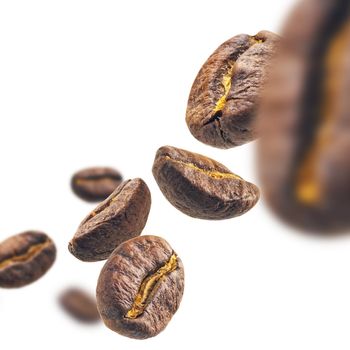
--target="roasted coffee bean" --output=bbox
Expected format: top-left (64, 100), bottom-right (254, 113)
top-left (186, 31), bottom-right (280, 149)
top-left (59, 288), bottom-right (100, 323)
top-left (152, 146), bottom-right (259, 220)
top-left (96, 235), bottom-right (184, 340)
top-left (71, 167), bottom-right (123, 202)
top-left (257, 0), bottom-right (350, 233)
top-left (0, 231), bottom-right (56, 288)
top-left (69, 178), bottom-right (151, 261)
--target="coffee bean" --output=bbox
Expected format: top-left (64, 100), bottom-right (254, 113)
top-left (152, 146), bottom-right (259, 220)
top-left (71, 167), bottom-right (123, 202)
top-left (69, 178), bottom-right (151, 261)
top-left (0, 231), bottom-right (56, 288)
top-left (186, 31), bottom-right (280, 149)
top-left (59, 288), bottom-right (100, 323)
top-left (96, 235), bottom-right (184, 339)
top-left (257, 0), bottom-right (350, 233)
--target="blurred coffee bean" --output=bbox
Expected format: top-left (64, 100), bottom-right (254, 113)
top-left (71, 167), bottom-right (123, 202)
top-left (0, 231), bottom-right (56, 288)
top-left (59, 288), bottom-right (100, 323)
top-left (257, 0), bottom-right (350, 233)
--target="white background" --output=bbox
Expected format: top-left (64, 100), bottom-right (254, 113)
top-left (1, 1), bottom-right (350, 349)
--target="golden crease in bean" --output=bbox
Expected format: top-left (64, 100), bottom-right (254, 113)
top-left (295, 22), bottom-right (350, 204)
top-left (75, 176), bottom-right (120, 185)
top-left (85, 181), bottom-right (129, 221)
top-left (212, 37), bottom-right (263, 114)
top-left (0, 239), bottom-right (51, 269)
top-left (125, 253), bottom-right (178, 319)
top-left (75, 178), bottom-right (105, 185)
top-left (213, 61), bottom-right (236, 113)
top-left (165, 156), bottom-right (241, 180)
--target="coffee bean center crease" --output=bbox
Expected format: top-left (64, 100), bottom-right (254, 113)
top-left (125, 253), bottom-right (178, 319)
top-left (211, 36), bottom-right (264, 118)
top-left (213, 61), bottom-right (235, 114)
top-left (165, 156), bottom-right (241, 180)
top-left (86, 181), bottom-right (130, 221)
top-left (295, 21), bottom-right (350, 205)
top-left (0, 239), bottom-right (51, 269)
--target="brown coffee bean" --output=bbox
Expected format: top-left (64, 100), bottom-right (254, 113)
top-left (257, 0), bottom-right (350, 233)
top-left (152, 146), bottom-right (259, 220)
top-left (96, 235), bottom-right (184, 340)
top-left (69, 178), bottom-right (151, 261)
top-left (186, 30), bottom-right (280, 149)
top-left (59, 288), bottom-right (100, 323)
top-left (0, 231), bottom-right (56, 288)
top-left (71, 167), bottom-right (123, 202)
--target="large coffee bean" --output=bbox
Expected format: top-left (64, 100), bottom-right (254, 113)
top-left (0, 231), bottom-right (56, 288)
top-left (257, 0), bottom-right (350, 233)
top-left (96, 235), bottom-right (184, 339)
top-left (69, 178), bottom-right (151, 261)
top-left (152, 146), bottom-right (259, 219)
top-left (186, 31), bottom-right (280, 148)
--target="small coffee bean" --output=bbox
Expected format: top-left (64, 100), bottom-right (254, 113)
top-left (152, 146), bottom-right (259, 220)
top-left (59, 288), bottom-right (100, 323)
top-left (0, 231), bottom-right (56, 288)
top-left (71, 167), bottom-right (123, 202)
top-left (257, 0), bottom-right (350, 232)
top-left (96, 235), bottom-right (184, 340)
top-left (186, 30), bottom-right (280, 148)
top-left (69, 178), bottom-right (151, 261)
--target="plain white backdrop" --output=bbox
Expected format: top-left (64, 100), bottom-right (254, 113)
top-left (1, 0), bottom-right (350, 349)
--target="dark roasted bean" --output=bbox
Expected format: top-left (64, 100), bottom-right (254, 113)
top-left (186, 31), bottom-right (280, 148)
top-left (0, 231), bottom-right (56, 288)
top-left (69, 178), bottom-right (151, 261)
top-left (71, 167), bottom-right (123, 202)
top-left (152, 146), bottom-right (259, 219)
top-left (96, 235), bottom-right (184, 339)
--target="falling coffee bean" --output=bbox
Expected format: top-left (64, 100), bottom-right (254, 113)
top-left (186, 30), bottom-right (280, 148)
top-left (96, 235), bottom-right (184, 340)
top-left (152, 146), bottom-right (259, 220)
top-left (59, 288), bottom-right (100, 323)
top-left (0, 231), bottom-right (56, 288)
top-left (71, 167), bottom-right (123, 202)
top-left (257, 0), bottom-right (350, 233)
top-left (69, 178), bottom-right (151, 261)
